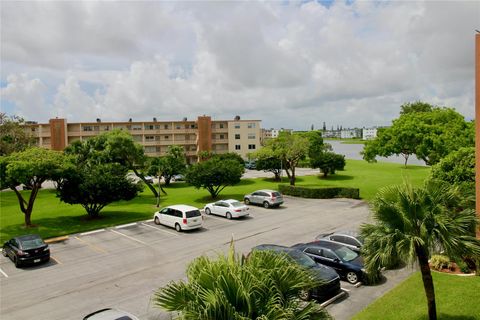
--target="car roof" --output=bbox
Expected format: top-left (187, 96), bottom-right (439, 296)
top-left (222, 199), bottom-right (242, 204)
top-left (252, 244), bottom-right (292, 253)
top-left (15, 234), bottom-right (42, 242)
top-left (330, 230), bottom-right (360, 237)
top-left (83, 308), bottom-right (138, 320)
top-left (299, 240), bottom-right (345, 250)
top-left (254, 189), bottom-right (279, 193)
top-left (165, 204), bottom-right (199, 211)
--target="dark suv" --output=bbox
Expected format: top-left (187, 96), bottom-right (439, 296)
top-left (251, 244), bottom-right (341, 301)
top-left (2, 234), bottom-right (50, 267)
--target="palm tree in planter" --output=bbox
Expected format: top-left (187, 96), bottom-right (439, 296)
top-left (360, 180), bottom-right (480, 320)
top-left (152, 245), bottom-right (331, 319)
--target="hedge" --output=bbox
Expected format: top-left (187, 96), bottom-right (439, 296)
top-left (278, 184), bottom-right (360, 199)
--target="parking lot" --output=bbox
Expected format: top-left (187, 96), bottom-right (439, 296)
top-left (0, 196), bottom-right (407, 320)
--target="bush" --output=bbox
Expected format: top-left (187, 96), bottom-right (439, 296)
top-left (456, 260), bottom-right (471, 274)
top-left (430, 255), bottom-right (450, 271)
top-left (278, 184), bottom-right (360, 199)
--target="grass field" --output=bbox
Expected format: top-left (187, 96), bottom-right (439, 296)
top-left (0, 160), bottom-right (430, 242)
top-left (352, 271), bottom-right (480, 320)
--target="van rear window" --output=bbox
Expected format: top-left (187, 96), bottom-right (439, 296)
top-left (186, 210), bottom-right (201, 218)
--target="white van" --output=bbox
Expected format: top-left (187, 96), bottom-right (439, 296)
top-left (153, 205), bottom-right (203, 232)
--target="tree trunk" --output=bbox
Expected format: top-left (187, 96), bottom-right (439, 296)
top-left (403, 154), bottom-right (409, 168)
top-left (289, 166), bottom-right (296, 186)
top-left (416, 245), bottom-right (437, 320)
top-left (12, 184), bottom-right (40, 227)
top-left (156, 176), bottom-right (161, 208)
top-left (133, 168), bottom-right (159, 197)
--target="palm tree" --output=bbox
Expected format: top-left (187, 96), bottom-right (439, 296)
top-left (152, 245), bottom-right (331, 320)
top-left (361, 180), bottom-right (480, 320)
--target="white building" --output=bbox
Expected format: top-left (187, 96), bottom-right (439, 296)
top-left (341, 129), bottom-right (362, 139)
top-left (362, 128), bottom-right (378, 140)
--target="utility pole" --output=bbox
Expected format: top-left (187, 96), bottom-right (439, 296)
top-left (476, 32), bottom-right (480, 238)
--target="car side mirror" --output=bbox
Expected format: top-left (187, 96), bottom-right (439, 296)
top-left (334, 258), bottom-right (341, 263)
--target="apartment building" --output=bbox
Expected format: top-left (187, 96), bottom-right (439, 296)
top-left (362, 127), bottom-right (378, 140)
top-left (260, 127), bottom-right (293, 145)
top-left (25, 116), bottom-right (261, 163)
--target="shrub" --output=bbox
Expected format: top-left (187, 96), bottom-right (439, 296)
top-left (456, 260), bottom-right (471, 274)
top-left (430, 255), bottom-right (450, 271)
top-left (278, 185), bottom-right (360, 199)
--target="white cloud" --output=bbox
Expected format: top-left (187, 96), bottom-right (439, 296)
top-left (1, 1), bottom-right (477, 129)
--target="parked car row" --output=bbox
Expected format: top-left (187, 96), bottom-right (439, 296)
top-left (152, 189), bottom-right (284, 231)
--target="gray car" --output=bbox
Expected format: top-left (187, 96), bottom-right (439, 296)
top-left (244, 189), bottom-right (284, 208)
top-left (315, 231), bottom-right (364, 253)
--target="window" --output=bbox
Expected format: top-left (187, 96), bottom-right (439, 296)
top-left (83, 126), bottom-right (93, 132)
top-left (145, 125), bottom-right (155, 130)
top-left (164, 124), bottom-right (169, 129)
top-left (322, 249), bottom-right (338, 260)
top-left (31, 128), bottom-right (36, 132)
top-left (219, 123), bottom-right (224, 129)
top-left (235, 134), bottom-right (240, 139)
top-left (144, 146), bottom-right (156, 153)
top-left (145, 136), bottom-right (155, 141)
top-left (190, 124), bottom-right (196, 129)
top-left (248, 123), bottom-right (256, 128)
top-left (176, 124), bottom-right (181, 129)
top-left (305, 247), bottom-right (322, 256)
top-left (248, 144), bottom-right (256, 150)
top-left (235, 145), bottom-right (241, 150)
top-left (164, 135), bottom-right (170, 139)
top-left (248, 133), bottom-right (256, 139)
top-left (234, 123), bottom-right (241, 129)
top-left (132, 125), bottom-right (142, 130)
top-left (219, 134), bottom-right (225, 139)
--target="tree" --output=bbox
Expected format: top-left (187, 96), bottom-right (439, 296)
top-left (251, 147), bottom-right (282, 181)
top-left (56, 162), bottom-right (140, 218)
top-left (0, 148), bottom-right (66, 226)
top-left (186, 158), bottom-right (243, 198)
top-left (214, 152), bottom-right (245, 166)
top-left (360, 181), bottom-right (480, 320)
top-left (311, 152), bottom-right (346, 178)
top-left (430, 147), bottom-right (474, 185)
top-left (400, 101), bottom-right (433, 115)
top-left (65, 130), bottom-right (159, 198)
top-left (153, 245), bottom-right (331, 319)
top-left (149, 145), bottom-right (187, 186)
top-left (0, 113), bottom-right (36, 156)
top-left (264, 132), bottom-right (309, 186)
top-left (362, 106), bottom-right (474, 166)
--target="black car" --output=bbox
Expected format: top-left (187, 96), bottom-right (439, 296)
top-left (292, 240), bottom-right (366, 284)
top-left (2, 234), bottom-right (50, 267)
top-left (251, 244), bottom-right (341, 301)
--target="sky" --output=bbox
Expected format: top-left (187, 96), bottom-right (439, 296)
top-left (1, 1), bottom-right (478, 130)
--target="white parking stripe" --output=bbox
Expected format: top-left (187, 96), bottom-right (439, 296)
top-left (110, 229), bottom-right (147, 245)
top-left (140, 223), bottom-right (179, 236)
top-left (0, 268), bottom-right (8, 278)
top-left (115, 223), bottom-right (137, 229)
top-left (204, 215), bottom-right (232, 222)
top-left (80, 229), bottom-right (105, 236)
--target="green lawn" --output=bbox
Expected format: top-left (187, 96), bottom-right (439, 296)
top-left (352, 271), bottom-right (480, 320)
top-left (0, 160), bottom-right (430, 242)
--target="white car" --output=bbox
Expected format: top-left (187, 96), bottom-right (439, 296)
top-left (204, 199), bottom-right (249, 219)
top-left (83, 308), bottom-right (139, 320)
top-left (153, 205), bottom-right (203, 232)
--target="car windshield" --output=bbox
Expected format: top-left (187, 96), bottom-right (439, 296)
top-left (20, 238), bottom-right (45, 250)
top-left (333, 246), bottom-right (358, 262)
top-left (231, 201), bottom-right (244, 207)
top-left (186, 210), bottom-right (201, 218)
top-left (272, 192), bottom-right (282, 197)
top-left (287, 251), bottom-right (317, 268)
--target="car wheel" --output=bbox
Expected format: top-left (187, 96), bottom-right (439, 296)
top-left (263, 201), bottom-right (270, 209)
top-left (154, 216), bottom-right (160, 225)
top-left (205, 208), bottom-right (211, 215)
top-left (244, 198), bottom-right (250, 205)
top-left (13, 256), bottom-right (20, 268)
top-left (226, 212), bottom-right (232, 220)
top-left (299, 289), bottom-right (311, 301)
top-left (346, 271), bottom-right (359, 284)
top-left (175, 223), bottom-right (182, 232)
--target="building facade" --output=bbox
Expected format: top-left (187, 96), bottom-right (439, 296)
top-left (25, 116), bottom-right (261, 163)
top-left (362, 127), bottom-right (378, 140)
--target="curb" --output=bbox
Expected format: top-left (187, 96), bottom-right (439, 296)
top-left (45, 235), bottom-right (69, 244)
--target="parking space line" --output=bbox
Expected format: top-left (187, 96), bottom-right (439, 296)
top-left (51, 256), bottom-right (62, 265)
top-left (320, 290), bottom-right (346, 308)
top-left (115, 223), bottom-right (137, 229)
top-left (140, 223), bottom-right (179, 236)
top-left (204, 215), bottom-right (233, 222)
top-left (110, 229), bottom-right (148, 245)
top-left (0, 268), bottom-right (8, 278)
top-left (74, 236), bottom-right (107, 254)
top-left (80, 229), bottom-right (105, 236)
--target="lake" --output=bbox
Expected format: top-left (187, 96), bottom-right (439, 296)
top-left (325, 140), bottom-right (427, 166)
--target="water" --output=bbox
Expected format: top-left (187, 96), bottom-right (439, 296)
top-left (325, 140), bottom-right (427, 166)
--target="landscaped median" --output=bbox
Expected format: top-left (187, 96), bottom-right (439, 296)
top-left (0, 160), bottom-right (430, 243)
top-left (352, 271), bottom-right (480, 320)
top-left (279, 184), bottom-right (359, 199)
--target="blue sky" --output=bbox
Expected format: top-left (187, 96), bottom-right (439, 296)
top-left (1, 1), bottom-right (478, 129)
